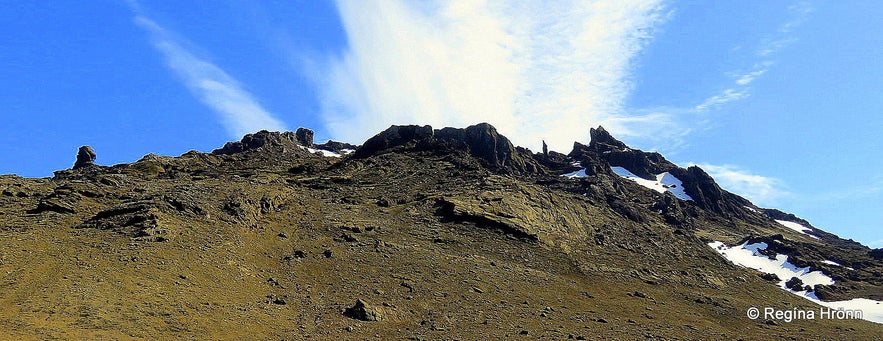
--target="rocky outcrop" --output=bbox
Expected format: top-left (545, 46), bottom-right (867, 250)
top-left (73, 146), bottom-right (96, 169)
top-left (315, 140), bottom-right (359, 153)
top-left (668, 166), bottom-right (753, 215)
top-left (343, 299), bottom-right (384, 321)
top-left (588, 126), bottom-right (628, 151)
top-left (354, 123), bottom-right (542, 174)
top-left (434, 123), bottom-right (539, 173)
top-left (572, 126), bottom-right (755, 216)
top-left (295, 128), bottom-right (314, 147)
top-left (212, 130), bottom-right (304, 155)
top-left (353, 125), bottom-right (434, 158)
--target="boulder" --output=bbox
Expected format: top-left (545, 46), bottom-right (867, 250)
top-left (343, 299), bottom-right (383, 321)
top-left (295, 128), bottom-right (314, 147)
top-left (785, 277), bottom-right (804, 291)
top-left (73, 146), bottom-right (96, 169)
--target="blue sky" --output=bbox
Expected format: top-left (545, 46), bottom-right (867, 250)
top-left (1, 1), bottom-right (880, 247)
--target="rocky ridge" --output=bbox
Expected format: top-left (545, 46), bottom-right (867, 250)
top-left (0, 122), bottom-right (880, 339)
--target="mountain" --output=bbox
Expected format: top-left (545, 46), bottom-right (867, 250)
top-left (0, 123), bottom-right (880, 339)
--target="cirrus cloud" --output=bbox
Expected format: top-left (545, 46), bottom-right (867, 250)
top-left (316, 0), bottom-right (667, 152)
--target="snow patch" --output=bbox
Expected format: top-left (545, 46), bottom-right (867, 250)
top-left (610, 167), bottom-right (693, 201)
top-left (301, 146), bottom-right (342, 157)
top-left (709, 241), bottom-right (883, 324)
top-left (562, 169), bottom-right (588, 178)
top-left (775, 220), bottom-right (819, 239)
top-left (821, 260), bottom-right (841, 267)
top-left (708, 241), bottom-right (833, 288)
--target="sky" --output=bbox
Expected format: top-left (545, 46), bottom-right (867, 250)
top-left (1, 1), bottom-right (881, 247)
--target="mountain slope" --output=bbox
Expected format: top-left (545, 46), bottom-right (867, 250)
top-left (0, 124), bottom-right (880, 339)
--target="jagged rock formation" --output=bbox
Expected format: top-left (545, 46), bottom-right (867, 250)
top-left (73, 146), bottom-right (96, 169)
top-left (295, 127), bottom-right (314, 147)
top-left (212, 130), bottom-right (305, 155)
top-left (571, 126), bottom-right (757, 218)
top-left (355, 123), bottom-right (542, 174)
top-left (0, 123), bottom-right (880, 339)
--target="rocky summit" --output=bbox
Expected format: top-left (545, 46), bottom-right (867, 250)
top-left (0, 123), bottom-right (880, 340)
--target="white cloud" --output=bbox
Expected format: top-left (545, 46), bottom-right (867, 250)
top-left (692, 163), bottom-right (789, 206)
top-left (317, 0), bottom-right (666, 152)
top-left (134, 16), bottom-right (286, 138)
top-left (694, 89), bottom-right (749, 112)
top-left (735, 68), bottom-right (768, 86)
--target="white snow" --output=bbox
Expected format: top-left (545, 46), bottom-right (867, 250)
top-left (610, 166), bottom-right (693, 201)
top-left (775, 220), bottom-right (819, 239)
top-left (709, 241), bottom-right (883, 324)
top-left (301, 146), bottom-right (342, 157)
top-left (562, 169), bottom-right (588, 178)
top-left (822, 260), bottom-right (841, 267)
top-left (708, 241), bottom-right (833, 288)
top-left (744, 205), bottom-right (758, 213)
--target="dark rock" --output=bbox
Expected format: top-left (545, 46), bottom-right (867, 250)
top-left (588, 126), bottom-right (629, 151)
top-left (77, 201), bottom-right (167, 241)
top-left (315, 140), bottom-right (359, 153)
top-left (295, 128), bottom-right (314, 146)
top-left (573, 126), bottom-right (760, 218)
top-left (871, 248), bottom-right (883, 260)
top-left (28, 198), bottom-right (76, 214)
top-left (212, 130), bottom-right (301, 155)
top-left (785, 277), bottom-right (804, 291)
top-left (73, 146), bottom-right (97, 169)
top-left (542, 140), bottom-right (548, 156)
top-left (354, 123), bottom-right (542, 174)
top-left (353, 125), bottom-right (434, 158)
top-left (813, 284), bottom-right (850, 301)
top-left (760, 273), bottom-right (781, 282)
top-left (343, 299), bottom-right (383, 321)
top-left (435, 123), bottom-right (539, 173)
top-left (266, 294), bottom-right (286, 305)
top-left (323, 249), bottom-right (333, 258)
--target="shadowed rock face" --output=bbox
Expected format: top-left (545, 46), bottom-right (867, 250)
top-left (212, 130), bottom-right (303, 155)
top-left (571, 126), bottom-right (755, 217)
top-left (354, 123), bottom-right (542, 174)
top-left (295, 128), bottom-right (314, 147)
top-left (73, 146), bottom-right (96, 169)
top-left (352, 125), bottom-right (434, 158)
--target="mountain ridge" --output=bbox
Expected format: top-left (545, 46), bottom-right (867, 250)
top-left (0, 122), bottom-right (880, 339)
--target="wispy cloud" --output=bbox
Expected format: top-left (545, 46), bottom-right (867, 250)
top-left (132, 13), bottom-right (286, 138)
top-left (615, 2), bottom-right (814, 150)
top-left (316, 0), bottom-right (667, 152)
top-left (699, 2), bottom-right (813, 108)
top-left (692, 163), bottom-right (790, 206)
